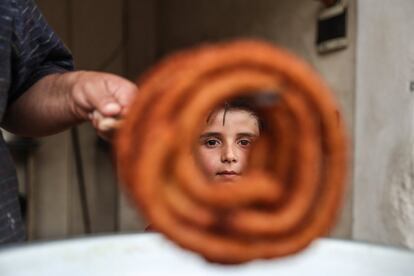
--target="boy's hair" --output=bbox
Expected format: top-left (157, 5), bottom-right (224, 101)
top-left (206, 96), bottom-right (264, 132)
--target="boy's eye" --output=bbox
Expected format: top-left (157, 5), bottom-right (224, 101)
top-left (204, 138), bottom-right (221, 148)
top-left (238, 139), bottom-right (251, 147)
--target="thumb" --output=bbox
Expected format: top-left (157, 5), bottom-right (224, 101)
top-left (86, 82), bottom-right (122, 116)
top-left (100, 101), bottom-right (122, 116)
top-left (90, 110), bottom-right (123, 132)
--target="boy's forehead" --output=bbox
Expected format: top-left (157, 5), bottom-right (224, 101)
top-left (204, 109), bottom-right (259, 132)
top-left (207, 108), bottom-right (254, 121)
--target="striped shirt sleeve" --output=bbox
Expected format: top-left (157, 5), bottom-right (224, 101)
top-left (8, 0), bottom-right (74, 104)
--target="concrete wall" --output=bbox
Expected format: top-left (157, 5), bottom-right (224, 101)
top-left (354, 0), bottom-right (414, 248)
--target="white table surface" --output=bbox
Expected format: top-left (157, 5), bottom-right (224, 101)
top-left (0, 233), bottom-right (413, 276)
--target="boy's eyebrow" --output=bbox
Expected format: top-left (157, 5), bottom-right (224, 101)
top-left (237, 132), bottom-right (259, 138)
top-left (199, 132), bottom-right (222, 138)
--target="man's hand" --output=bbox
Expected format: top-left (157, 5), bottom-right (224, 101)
top-left (1, 70), bottom-right (138, 139)
top-left (64, 71), bottom-right (137, 140)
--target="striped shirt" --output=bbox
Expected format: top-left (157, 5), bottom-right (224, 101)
top-left (0, 0), bottom-right (73, 244)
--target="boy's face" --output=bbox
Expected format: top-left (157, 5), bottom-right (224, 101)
top-left (196, 108), bottom-right (260, 182)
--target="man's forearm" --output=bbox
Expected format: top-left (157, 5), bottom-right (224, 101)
top-left (1, 72), bottom-right (81, 137)
top-left (1, 70), bottom-right (137, 138)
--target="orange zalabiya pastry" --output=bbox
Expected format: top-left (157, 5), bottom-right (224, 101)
top-left (115, 40), bottom-right (348, 264)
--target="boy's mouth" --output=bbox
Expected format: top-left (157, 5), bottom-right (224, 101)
top-left (217, 170), bottom-right (239, 175)
top-left (216, 171), bottom-right (240, 180)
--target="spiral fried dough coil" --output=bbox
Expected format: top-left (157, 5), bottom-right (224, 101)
top-left (115, 40), bottom-right (347, 264)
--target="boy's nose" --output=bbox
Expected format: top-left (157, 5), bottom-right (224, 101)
top-left (221, 145), bottom-right (238, 163)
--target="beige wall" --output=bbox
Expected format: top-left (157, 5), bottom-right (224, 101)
top-left (353, 0), bottom-right (414, 249)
